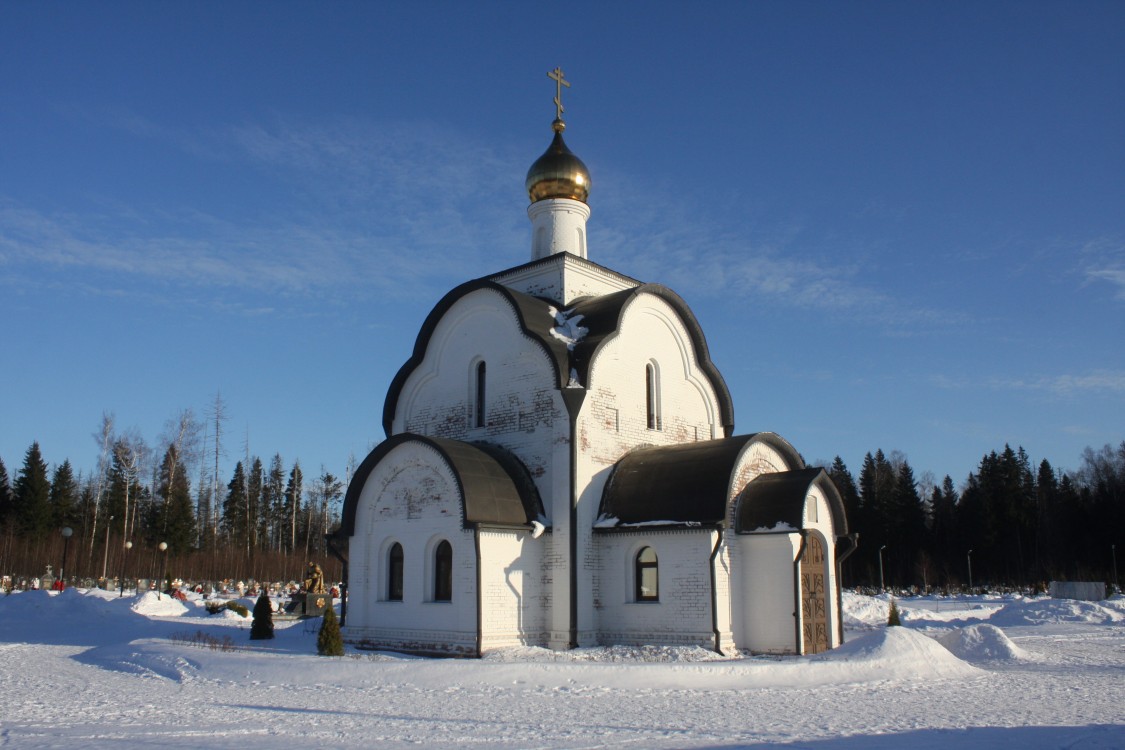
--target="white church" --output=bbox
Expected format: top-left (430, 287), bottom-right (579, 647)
top-left (336, 70), bottom-right (854, 657)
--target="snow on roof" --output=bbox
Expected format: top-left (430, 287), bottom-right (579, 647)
top-left (547, 306), bottom-right (588, 351)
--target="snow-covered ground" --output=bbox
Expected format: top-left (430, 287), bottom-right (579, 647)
top-left (1, 588), bottom-right (1122, 748)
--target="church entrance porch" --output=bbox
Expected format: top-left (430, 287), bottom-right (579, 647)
top-left (800, 532), bottom-right (829, 655)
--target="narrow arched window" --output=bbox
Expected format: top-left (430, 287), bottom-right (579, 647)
top-left (388, 543), bottom-right (404, 601)
top-left (434, 540), bottom-right (453, 602)
top-left (474, 361), bottom-right (487, 428)
top-left (635, 546), bottom-right (659, 602)
top-left (645, 362), bottom-right (662, 430)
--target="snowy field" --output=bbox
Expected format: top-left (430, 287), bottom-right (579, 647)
top-left (1, 588), bottom-right (1122, 749)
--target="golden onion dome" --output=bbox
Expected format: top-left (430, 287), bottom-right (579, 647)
top-left (525, 118), bottom-right (591, 204)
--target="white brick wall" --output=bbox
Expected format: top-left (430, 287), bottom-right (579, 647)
top-left (345, 441), bottom-right (478, 655)
top-left (490, 252), bottom-right (639, 306)
top-left (479, 529), bottom-right (548, 648)
top-left (733, 533), bottom-right (801, 654)
top-left (392, 288), bottom-right (569, 517)
top-left (592, 530), bottom-right (717, 648)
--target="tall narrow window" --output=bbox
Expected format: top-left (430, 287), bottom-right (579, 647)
top-left (645, 362), bottom-right (662, 430)
top-left (635, 546), bottom-right (659, 602)
top-left (474, 361), bottom-right (487, 428)
top-left (434, 540), bottom-right (453, 602)
top-left (388, 543), bottom-right (404, 601)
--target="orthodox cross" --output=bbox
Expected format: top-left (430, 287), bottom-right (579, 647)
top-left (548, 67), bottom-right (570, 120)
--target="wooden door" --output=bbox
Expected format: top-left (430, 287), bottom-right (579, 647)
top-left (800, 534), bottom-right (829, 654)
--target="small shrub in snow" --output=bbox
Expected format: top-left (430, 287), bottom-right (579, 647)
top-left (317, 606), bottom-right (344, 656)
top-left (204, 600), bottom-right (249, 617)
top-left (250, 591), bottom-right (274, 640)
top-left (171, 630), bottom-right (238, 652)
top-left (887, 598), bottom-right (902, 627)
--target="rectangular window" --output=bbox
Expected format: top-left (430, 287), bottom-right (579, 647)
top-left (474, 361), bottom-right (486, 428)
top-left (635, 546), bottom-right (659, 602)
top-left (388, 543), bottom-right (404, 601)
top-left (646, 363), bottom-right (662, 431)
top-left (435, 540), bottom-right (453, 602)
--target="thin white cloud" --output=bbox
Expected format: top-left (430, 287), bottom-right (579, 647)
top-left (931, 370), bottom-right (1125, 396)
top-left (1080, 236), bottom-right (1125, 300)
top-left (0, 111), bottom-right (538, 307)
top-left (1, 107), bottom-right (975, 332)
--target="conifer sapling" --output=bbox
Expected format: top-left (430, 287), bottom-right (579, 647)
top-left (887, 597), bottom-right (902, 627)
top-left (250, 590), bottom-right (274, 640)
top-left (317, 605), bottom-right (344, 656)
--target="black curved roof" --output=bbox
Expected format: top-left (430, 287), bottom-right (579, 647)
top-left (339, 434), bottom-right (544, 537)
top-left (597, 434), bottom-right (805, 527)
top-left (569, 284), bottom-right (735, 437)
top-left (734, 467), bottom-right (849, 536)
top-left (382, 280), bottom-right (571, 436)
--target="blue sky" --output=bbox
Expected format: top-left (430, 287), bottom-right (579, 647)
top-left (2, 1), bottom-right (1122, 493)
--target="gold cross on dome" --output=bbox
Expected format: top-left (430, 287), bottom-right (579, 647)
top-left (548, 67), bottom-right (570, 120)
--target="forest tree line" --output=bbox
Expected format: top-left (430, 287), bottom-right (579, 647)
top-left (826, 442), bottom-right (1125, 591)
top-left (0, 402), bottom-right (350, 586)
top-left (1, 398), bottom-right (1122, 591)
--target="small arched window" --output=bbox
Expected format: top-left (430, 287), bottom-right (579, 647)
top-left (635, 546), bottom-right (659, 602)
top-left (645, 362), bottom-right (662, 430)
top-left (434, 540), bottom-right (453, 602)
top-left (388, 543), bottom-right (404, 601)
top-left (474, 361), bottom-right (487, 428)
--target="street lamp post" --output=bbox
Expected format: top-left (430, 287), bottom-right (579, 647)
top-left (878, 545), bottom-right (887, 594)
top-left (58, 527), bottom-right (73, 591)
top-left (1112, 545), bottom-right (1118, 592)
top-left (158, 542), bottom-right (168, 600)
top-left (119, 541), bottom-right (132, 597)
top-left (967, 549), bottom-right (974, 593)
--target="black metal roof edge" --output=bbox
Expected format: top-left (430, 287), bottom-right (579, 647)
top-left (592, 522), bottom-right (723, 534)
top-left (340, 433), bottom-right (459, 537)
top-left (598, 435), bottom-right (753, 525)
top-left (468, 439), bottom-right (546, 523)
top-left (812, 468), bottom-right (849, 536)
top-left (595, 433), bottom-right (805, 526)
top-left (340, 434), bottom-right (544, 537)
top-left (571, 283), bottom-right (735, 436)
top-left (733, 466), bottom-right (848, 536)
top-left (381, 279), bottom-right (571, 436)
top-left (744, 431), bottom-right (806, 471)
top-left (475, 522), bottom-right (537, 532)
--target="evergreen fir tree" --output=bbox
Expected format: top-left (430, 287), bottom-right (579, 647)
top-left (221, 461), bottom-right (248, 547)
top-left (828, 456), bottom-right (860, 529)
top-left (890, 461), bottom-right (927, 584)
top-left (887, 598), bottom-right (902, 627)
top-left (247, 457), bottom-right (263, 552)
top-left (317, 605), bottom-right (344, 656)
top-left (250, 590), bottom-right (275, 640)
top-left (930, 475), bottom-right (959, 579)
top-left (284, 463), bottom-right (303, 554)
top-left (263, 454), bottom-right (285, 552)
top-left (49, 460), bottom-right (78, 529)
top-left (14, 442), bottom-right (52, 539)
top-left (857, 450), bottom-right (896, 585)
top-left (0, 457), bottom-right (14, 526)
top-left (1035, 459), bottom-right (1058, 579)
top-left (156, 445), bottom-right (196, 555)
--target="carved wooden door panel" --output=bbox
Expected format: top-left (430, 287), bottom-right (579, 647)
top-left (801, 534), bottom-right (829, 654)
